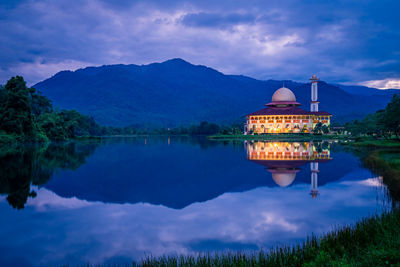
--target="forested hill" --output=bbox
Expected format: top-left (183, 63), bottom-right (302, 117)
top-left (34, 58), bottom-right (397, 127)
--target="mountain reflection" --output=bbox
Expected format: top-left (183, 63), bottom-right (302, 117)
top-left (0, 142), bottom-right (99, 209)
top-left (246, 141), bottom-right (331, 198)
top-left (0, 138), bottom-right (364, 210)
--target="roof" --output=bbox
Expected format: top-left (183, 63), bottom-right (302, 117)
top-left (310, 111), bottom-right (332, 116)
top-left (266, 101), bottom-right (301, 107)
top-left (246, 106), bottom-right (331, 116)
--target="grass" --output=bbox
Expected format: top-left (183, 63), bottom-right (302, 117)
top-left (362, 149), bottom-right (400, 203)
top-left (350, 137), bottom-right (400, 148)
top-left (61, 209), bottom-right (400, 266)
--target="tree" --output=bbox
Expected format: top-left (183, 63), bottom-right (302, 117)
top-left (322, 125), bottom-right (330, 134)
top-left (313, 122), bottom-right (323, 134)
top-left (384, 94), bottom-right (400, 139)
top-left (29, 87), bottom-right (53, 117)
top-left (0, 85), bottom-right (5, 106)
top-left (0, 76), bottom-right (34, 137)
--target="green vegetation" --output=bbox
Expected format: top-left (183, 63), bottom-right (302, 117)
top-left (350, 138), bottom-right (400, 148)
top-left (345, 93), bottom-right (400, 139)
top-left (313, 122), bottom-right (330, 135)
top-left (362, 149), bottom-right (400, 203)
top-left (0, 76), bottom-right (107, 142)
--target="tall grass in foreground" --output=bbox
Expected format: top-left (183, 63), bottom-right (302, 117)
top-left (63, 209), bottom-right (400, 267)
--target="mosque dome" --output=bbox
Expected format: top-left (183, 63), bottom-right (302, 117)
top-left (268, 167), bottom-right (299, 187)
top-left (271, 87), bottom-right (297, 102)
top-left (271, 172), bottom-right (296, 187)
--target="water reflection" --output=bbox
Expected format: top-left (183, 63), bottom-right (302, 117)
top-left (0, 138), bottom-right (385, 210)
top-left (0, 142), bottom-right (99, 209)
top-left (0, 137), bottom-right (393, 266)
top-left (246, 141), bottom-right (331, 198)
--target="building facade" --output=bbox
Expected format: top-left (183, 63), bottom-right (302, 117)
top-left (244, 75), bottom-right (332, 134)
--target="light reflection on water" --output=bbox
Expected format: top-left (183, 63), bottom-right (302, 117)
top-left (0, 137), bottom-right (392, 266)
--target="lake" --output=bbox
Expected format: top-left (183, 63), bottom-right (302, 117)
top-left (0, 137), bottom-right (392, 266)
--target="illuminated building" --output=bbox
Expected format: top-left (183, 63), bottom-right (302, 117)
top-left (246, 141), bottom-right (332, 198)
top-left (244, 75), bottom-right (332, 134)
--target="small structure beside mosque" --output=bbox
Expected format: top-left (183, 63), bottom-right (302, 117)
top-left (244, 75), bottom-right (332, 134)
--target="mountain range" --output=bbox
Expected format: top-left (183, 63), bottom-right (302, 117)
top-left (34, 58), bottom-right (399, 127)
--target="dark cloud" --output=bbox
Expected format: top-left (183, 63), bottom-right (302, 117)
top-left (181, 12), bottom-right (256, 28)
top-left (0, 0), bottom-right (399, 87)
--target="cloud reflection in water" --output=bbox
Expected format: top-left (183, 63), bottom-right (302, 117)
top-left (0, 176), bottom-right (385, 265)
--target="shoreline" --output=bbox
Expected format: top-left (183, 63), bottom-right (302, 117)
top-left (208, 133), bottom-right (350, 142)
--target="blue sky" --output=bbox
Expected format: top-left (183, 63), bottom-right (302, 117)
top-left (0, 0), bottom-right (399, 88)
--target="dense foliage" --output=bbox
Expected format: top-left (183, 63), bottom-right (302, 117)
top-left (0, 76), bottom-right (142, 141)
top-left (0, 76), bottom-right (35, 138)
top-left (0, 76), bottom-right (104, 141)
top-left (345, 94), bottom-right (400, 139)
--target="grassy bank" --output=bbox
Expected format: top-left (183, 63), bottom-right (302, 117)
top-left (362, 149), bottom-right (400, 203)
top-left (350, 137), bottom-right (400, 148)
top-left (208, 133), bottom-right (349, 142)
top-left (65, 209), bottom-right (400, 266)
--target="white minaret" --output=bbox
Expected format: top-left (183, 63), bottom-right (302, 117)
top-left (310, 75), bottom-right (319, 112)
top-left (310, 162), bottom-right (319, 199)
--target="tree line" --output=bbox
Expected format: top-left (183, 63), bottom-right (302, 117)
top-left (344, 93), bottom-right (400, 138)
top-left (0, 76), bottom-right (109, 141)
top-left (0, 76), bottom-right (242, 142)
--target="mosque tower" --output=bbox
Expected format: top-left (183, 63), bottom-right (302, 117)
top-left (310, 162), bottom-right (319, 199)
top-left (310, 75), bottom-right (319, 112)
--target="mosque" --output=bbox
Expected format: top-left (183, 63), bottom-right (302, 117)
top-left (246, 141), bottom-right (332, 198)
top-left (244, 75), bottom-right (332, 134)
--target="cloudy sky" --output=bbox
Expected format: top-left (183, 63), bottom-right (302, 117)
top-left (1, 0), bottom-right (399, 88)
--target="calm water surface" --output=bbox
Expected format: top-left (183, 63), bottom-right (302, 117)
top-left (0, 137), bottom-right (391, 266)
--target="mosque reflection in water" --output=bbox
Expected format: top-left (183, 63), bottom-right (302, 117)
top-left (245, 141), bottom-right (331, 198)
